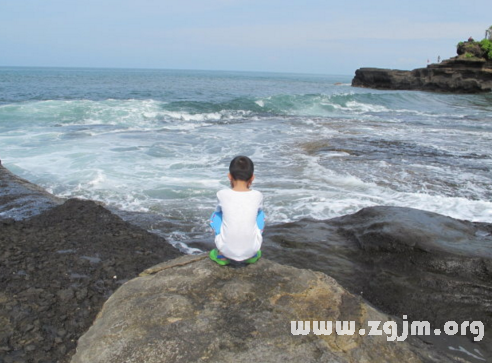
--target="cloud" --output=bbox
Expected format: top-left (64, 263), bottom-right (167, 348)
top-left (153, 20), bottom-right (486, 51)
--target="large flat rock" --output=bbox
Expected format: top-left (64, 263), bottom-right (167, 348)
top-left (71, 255), bottom-right (454, 363)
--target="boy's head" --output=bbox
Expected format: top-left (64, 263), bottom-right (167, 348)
top-left (229, 156), bottom-right (254, 181)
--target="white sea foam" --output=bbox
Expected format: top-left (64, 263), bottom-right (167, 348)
top-left (2, 69), bottom-right (491, 246)
top-left (344, 100), bottom-right (389, 113)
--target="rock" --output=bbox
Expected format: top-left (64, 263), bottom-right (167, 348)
top-left (0, 197), bottom-right (183, 363)
top-left (254, 206), bottom-right (492, 359)
top-left (71, 255), bottom-right (454, 363)
top-left (351, 58), bottom-right (492, 93)
top-left (457, 40), bottom-right (485, 58)
top-left (57, 289), bottom-right (75, 302)
top-left (2, 162), bottom-right (491, 361)
top-left (0, 163), bottom-right (64, 220)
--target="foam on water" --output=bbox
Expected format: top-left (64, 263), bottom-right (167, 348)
top-left (1, 68), bottom-right (491, 248)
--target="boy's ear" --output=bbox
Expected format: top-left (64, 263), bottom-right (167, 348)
top-left (248, 174), bottom-right (255, 184)
top-left (228, 173), bottom-right (233, 181)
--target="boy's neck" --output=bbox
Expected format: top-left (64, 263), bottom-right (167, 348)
top-left (231, 179), bottom-right (251, 191)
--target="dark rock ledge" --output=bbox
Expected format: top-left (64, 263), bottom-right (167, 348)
top-left (352, 58), bottom-right (492, 93)
top-left (0, 163), bottom-right (183, 363)
top-left (0, 163), bottom-right (64, 220)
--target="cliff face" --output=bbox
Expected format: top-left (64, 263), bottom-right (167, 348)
top-left (352, 58), bottom-right (492, 93)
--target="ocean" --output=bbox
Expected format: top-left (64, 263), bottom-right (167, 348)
top-left (1, 66), bottom-right (491, 252)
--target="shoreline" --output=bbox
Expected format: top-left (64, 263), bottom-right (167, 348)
top-left (0, 163), bottom-right (183, 363)
top-left (0, 162), bottom-right (64, 221)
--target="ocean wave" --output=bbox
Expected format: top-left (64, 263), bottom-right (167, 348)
top-left (159, 93), bottom-right (415, 119)
top-left (0, 92), bottom-right (443, 131)
top-left (3, 68), bottom-right (491, 246)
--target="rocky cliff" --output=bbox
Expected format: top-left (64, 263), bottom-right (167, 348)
top-left (352, 58), bottom-right (492, 93)
top-left (71, 255), bottom-right (455, 363)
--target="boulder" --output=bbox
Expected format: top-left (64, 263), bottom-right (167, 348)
top-left (351, 58), bottom-right (492, 93)
top-left (71, 255), bottom-right (455, 363)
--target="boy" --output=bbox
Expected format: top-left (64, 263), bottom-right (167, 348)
top-left (209, 156), bottom-right (264, 266)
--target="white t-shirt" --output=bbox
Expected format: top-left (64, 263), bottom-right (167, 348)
top-left (214, 188), bottom-right (263, 261)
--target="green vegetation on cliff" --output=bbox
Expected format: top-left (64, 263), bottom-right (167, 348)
top-left (480, 38), bottom-right (492, 60)
top-left (457, 25), bottom-right (492, 60)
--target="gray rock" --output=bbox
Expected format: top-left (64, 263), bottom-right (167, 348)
top-left (256, 206), bottom-right (492, 360)
top-left (351, 58), bottom-right (492, 93)
top-left (71, 255), bottom-right (454, 363)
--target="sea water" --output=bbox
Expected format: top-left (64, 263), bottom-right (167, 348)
top-left (1, 67), bottom-right (491, 250)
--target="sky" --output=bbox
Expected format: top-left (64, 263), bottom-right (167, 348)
top-left (1, 0), bottom-right (491, 75)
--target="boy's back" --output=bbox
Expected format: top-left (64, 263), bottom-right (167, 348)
top-left (214, 188), bottom-right (263, 261)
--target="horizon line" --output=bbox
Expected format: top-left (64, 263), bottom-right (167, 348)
top-left (0, 64), bottom-right (353, 78)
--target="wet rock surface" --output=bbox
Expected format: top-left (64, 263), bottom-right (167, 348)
top-left (0, 163), bottom-right (63, 220)
top-left (0, 198), bottom-right (183, 363)
top-left (71, 255), bottom-right (455, 363)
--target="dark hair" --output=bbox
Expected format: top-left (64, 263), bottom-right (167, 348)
top-left (229, 156), bottom-right (254, 181)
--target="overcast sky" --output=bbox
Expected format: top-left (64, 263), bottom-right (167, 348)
top-left (1, 0), bottom-right (490, 75)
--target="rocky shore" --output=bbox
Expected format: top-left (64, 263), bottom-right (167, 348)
top-left (352, 58), bottom-right (492, 93)
top-left (262, 207), bottom-right (492, 352)
top-left (0, 164), bottom-right (63, 221)
top-left (1, 163), bottom-right (492, 362)
top-left (0, 165), bottom-right (183, 363)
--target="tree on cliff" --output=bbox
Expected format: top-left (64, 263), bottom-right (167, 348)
top-left (480, 26), bottom-right (492, 60)
top-left (486, 25), bottom-right (492, 40)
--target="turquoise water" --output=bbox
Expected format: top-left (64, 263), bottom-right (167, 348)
top-left (1, 67), bottom-right (491, 249)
